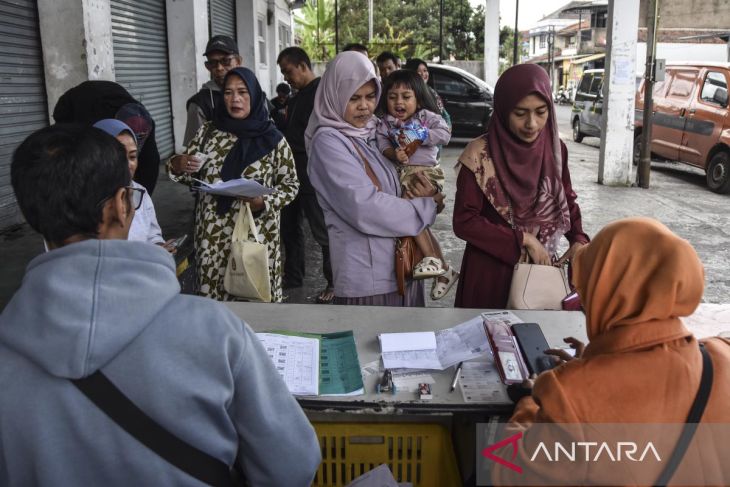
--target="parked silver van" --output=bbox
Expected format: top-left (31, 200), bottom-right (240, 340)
top-left (571, 69), bottom-right (604, 142)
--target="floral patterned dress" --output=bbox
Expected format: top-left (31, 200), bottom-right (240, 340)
top-left (169, 122), bottom-right (299, 302)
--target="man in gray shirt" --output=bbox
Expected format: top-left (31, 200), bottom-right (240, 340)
top-left (1, 124), bottom-right (320, 485)
top-left (183, 35), bottom-right (243, 145)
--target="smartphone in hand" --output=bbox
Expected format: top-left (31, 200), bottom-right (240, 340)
top-left (171, 234), bottom-right (188, 249)
top-left (511, 323), bottom-right (557, 376)
top-left (162, 234), bottom-right (187, 254)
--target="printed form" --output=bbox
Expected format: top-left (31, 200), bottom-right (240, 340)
top-left (257, 333), bottom-right (319, 396)
top-left (379, 332), bottom-right (441, 369)
top-left (379, 316), bottom-right (495, 370)
top-left (193, 177), bottom-right (274, 198)
top-left (459, 358), bottom-right (510, 403)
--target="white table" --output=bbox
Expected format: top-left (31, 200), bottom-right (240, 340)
top-left (225, 302), bottom-right (587, 414)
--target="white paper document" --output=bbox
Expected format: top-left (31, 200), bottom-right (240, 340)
top-left (379, 332), bottom-right (442, 369)
top-left (257, 333), bottom-right (319, 396)
top-left (379, 317), bottom-right (492, 370)
top-left (459, 359), bottom-right (510, 404)
top-left (379, 332), bottom-right (436, 352)
top-left (346, 464), bottom-right (400, 487)
top-left (193, 178), bottom-right (274, 198)
top-left (390, 369), bottom-right (436, 392)
top-left (481, 310), bottom-right (523, 326)
top-left (435, 316), bottom-right (492, 369)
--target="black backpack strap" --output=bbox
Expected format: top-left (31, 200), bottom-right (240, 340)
top-left (654, 343), bottom-right (714, 487)
top-left (72, 371), bottom-right (235, 487)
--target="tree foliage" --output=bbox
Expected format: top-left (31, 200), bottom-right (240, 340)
top-left (497, 26), bottom-right (529, 72)
top-left (295, 0), bottom-right (336, 61)
top-left (294, 0), bottom-right (493, 62)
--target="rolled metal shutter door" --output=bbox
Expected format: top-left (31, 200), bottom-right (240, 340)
top-left (209, 0), bottom-right (237, 39)
top-left (0, 0), bottom-right (48, 229)
top-left (111, 0), bottom-right (174, 157)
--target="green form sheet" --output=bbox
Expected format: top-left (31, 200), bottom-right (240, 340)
top-left (269, 330), bottom-right (364, 395)
top-left (318, 331), bottom-right (364, 395)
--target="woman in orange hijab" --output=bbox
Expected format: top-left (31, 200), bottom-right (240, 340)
top-left (492, 217), bottom-right (730, 486)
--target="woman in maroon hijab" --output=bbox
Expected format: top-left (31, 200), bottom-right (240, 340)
top-left (453, 64), bottom-right (589, 308)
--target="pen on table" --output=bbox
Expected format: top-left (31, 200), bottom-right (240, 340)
top-left (449, 362), bottom-right (463, 393)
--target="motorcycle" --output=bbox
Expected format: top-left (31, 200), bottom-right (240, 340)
top-left (554, 86), bottom-right (571, 105)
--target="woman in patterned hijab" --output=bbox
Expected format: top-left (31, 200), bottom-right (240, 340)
top-left (453, 63), bottom-right (590, 309)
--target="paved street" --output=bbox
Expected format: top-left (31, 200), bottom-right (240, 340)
top-left (1, 104), bottom-right (729, 309)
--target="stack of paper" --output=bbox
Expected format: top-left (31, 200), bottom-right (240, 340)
top-left (257, 333), bottom-right (320, 396)
top-left (378, 316), bottom-right (496, 370)
top-left (193, 177), bottom-right (273, 198)
top-left (257, 330), bottom-right (364, 397)
top-left (379, 332), bottom-right (441, 369)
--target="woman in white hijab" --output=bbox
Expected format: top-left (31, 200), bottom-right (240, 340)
top-left (306, 52), bottom-right (444, 306)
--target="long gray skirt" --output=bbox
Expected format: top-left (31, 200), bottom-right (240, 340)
top-left (333, 280), bottom-right (425, 307)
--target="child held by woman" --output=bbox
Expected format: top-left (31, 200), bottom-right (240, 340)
top-left (375, 70), bottom-right (458, 300)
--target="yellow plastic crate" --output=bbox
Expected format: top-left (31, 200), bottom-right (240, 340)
top-left (311, 422), bottom-right (462, 487)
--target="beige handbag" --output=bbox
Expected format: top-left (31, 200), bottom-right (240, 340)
top-left (507, 262), bottom-right (571, 310)
top-left (504, 198), bottom-right (571, 310)
top-left (223, 203), bottom-right (272, 302)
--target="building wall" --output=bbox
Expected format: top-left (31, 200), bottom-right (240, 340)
top-left (38, 0), bottom-right (294, 152)
top-left (639, 0), bottom-right (730, 29)
top-left (166, 0), bottom-right (209, 152)
top-left (635, 42), bottom-right (729, 75)
top-left (267, 0), bottom-right (292, 97)
top-left (527, 19), bottom-right (576, 59)
top-left (234, 0), bottom-right (290, 98)
top-left (38, 0), bottom-right (116, 119)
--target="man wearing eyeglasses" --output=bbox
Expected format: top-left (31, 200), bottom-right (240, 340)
top-left (183, 35), bottom-right (243, 145)
top-left (1, 124), bottom-right (321, 485)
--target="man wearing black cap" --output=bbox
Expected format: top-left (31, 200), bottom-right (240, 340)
top-left (183, 35), bottom-right (243, 145)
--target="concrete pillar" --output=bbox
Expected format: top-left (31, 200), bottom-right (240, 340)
top-left (597, 0), bottom-right (640, 186)
top-left (484, 0), bottom-right (500, 87)
top-left (166, 0), bottom-right (210, 151)
top-left (237, 0), bottom-right (257, 70)
top-left (38, 0), bottom-right (115, 119)
top-left (266, 0), bottom-right (291, 97)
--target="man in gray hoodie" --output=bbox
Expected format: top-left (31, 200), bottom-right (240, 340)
top-left (0, 124), bottom-right (321, 485)
top-left (183, 35), bottom-right (243, 146)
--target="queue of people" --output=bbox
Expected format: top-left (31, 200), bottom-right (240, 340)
top-left (3, 35), bottom-right (729, 487)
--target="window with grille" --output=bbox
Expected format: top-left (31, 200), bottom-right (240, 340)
top-left (278, 22), bottom-right (290, 53)
top-left (257, 16), bottom-right (267, 65)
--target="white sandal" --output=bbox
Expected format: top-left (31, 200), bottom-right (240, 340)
top-left (431, 266), bottom-right (459, 300)
top-left (412, 256), bottom-right (446, 280)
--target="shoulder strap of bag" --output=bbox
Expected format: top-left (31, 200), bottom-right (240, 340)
top-left (350, 140), bottom-right (382, 191)
top-left (654, 343), bottom-right (714, 487)
top-left (506, 198), bottom-right (530, 262)
top-left (71, 371), bottom-right (235, 487)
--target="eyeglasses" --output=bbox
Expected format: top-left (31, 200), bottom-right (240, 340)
top-left (97, 186), bottom-right (145, 211)
top-left (126, 186), bottom-right (145, 210)
top-left (205, 56), bottom-right (235, 69)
